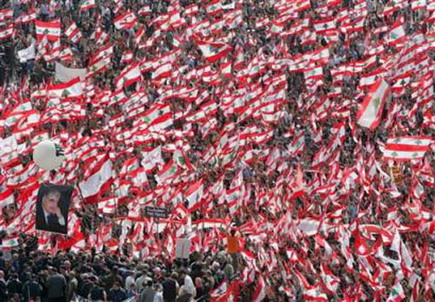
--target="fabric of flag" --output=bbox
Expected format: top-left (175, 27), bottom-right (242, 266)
top-left (387, 20), bottom-right (406, 46)
top-left (356, 79), bottom-right (391, 130)
top-left (114, 11), bottom-right (138, 30)
top-left (80, 0), bottom-right (96, 10)
top-left (35, 20), bottom-right (61, 42)
top-left (115, 63), bottom-right (142, 88)
top-left (197, 40), bottom-right (232, 62)
top-left (47, 77), bottom-right (84, 98)
top-left (383, 136), bottom-right (432, 161)
top-left (0, 24), bottom-right (13, 40)
top-left (79, 159), bottom-right (113, 203)
top-left (253, 274), bottom-right (266, 302)
top-left (65, 22), bottom-right (82, 44)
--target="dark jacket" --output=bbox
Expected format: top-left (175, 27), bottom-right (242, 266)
top-left (35, 205), bottom-right (68, 234)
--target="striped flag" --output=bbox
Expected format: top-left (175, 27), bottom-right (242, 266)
top-left (80, 0), bottom-right (96, 10)
top-left (383, 136), bottom-right (432, 161)
top-left (47, 77), bottom-right (84, 98)
top-left (114, 11), bottom-right (138, 30)
top-left (65, 22), bottom-right (82, 44)
top-left (79, 158), bottom-right (113, 203)
top-left (356, 79), bottom-right (391, 130)
top-left (1, 236), bottom-right (19, 249)
top-left (0, 24), bottom-right (13, 40)
top-left (156, 160), bottom-right (179, 183)
top-left (0, 188), bottom-right (14, 208)
top-left (35, 20), bottom-right (61, 42)
top-left (197, 40), bottom-right (231, 62)
top-left (253, 274), bottom-right (266, 302)
top-left (185, 179), bottom-right (204, 210)
top-left (387, 20), bottom-right (406, 46)
top-left (115, 63), bottom-right (142, 88)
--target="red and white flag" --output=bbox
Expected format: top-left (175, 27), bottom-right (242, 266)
top-left (185, 179), bottom-right (204, 210)
top-left (356, 79), bottom-right (390, 130)
top-left (197, 40), bottom-right (232, 62)
top-left (80, 0), bottom-right (96, 11)
top-left (0, 24), bottom-right (13, 40)
top-left (115, 63), bottom-right (142, 88)
top-left (0, 188), bottom-right (14, 208)
top-left (383, 136), bottom-right (432, 161)
top-left (114, 11), bottom-right (138, 30)
top-left (387, 19), bottom-right (406, 46)
top-left (253, 274), bottom-right (266, 302)
top-left (79, 158), bottom-right (113, 203)
top-left (35, 20), bottom-right (61, 42)
top-left (47, 78), bottom-right (84, 98)
top-left (65, 22), bottom-right (82, 44)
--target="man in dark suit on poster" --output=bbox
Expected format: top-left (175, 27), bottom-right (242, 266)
top-left (36, 184), bottom-right (73, 234)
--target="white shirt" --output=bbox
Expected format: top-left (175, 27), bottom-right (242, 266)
top-left (183, 275), bottom-right (196, 296)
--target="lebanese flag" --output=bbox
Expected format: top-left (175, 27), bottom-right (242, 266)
top-left (114, 11), bottom-right (138, 30)
top-left (356, 79), bottom-right (390, 130)
top-left (152, 61), bottom-right (172, 80)
top-left (253, 274), bottom-right (266, 302)
top-left (383, 136), bottom-right (432, 161)
top-left (0, 24), bottom-right (13, 40)
top-left (47, 77), bottom-right (84, 98)
top-left (387, 20), bottom-right (406, 46)
top-left (80, 0), bottom-right (96, 10)
top-left (313, 17), bottom-right (336, 33)
top-left (156, 160), bottom-right (179, 183)
top-left (14, 9), bottom-right (36, 24)
top-left (197, 40), bottom-right (231, 62)
top-left (1, 236), bottom-right (19, 249)
top-left (185, 179), bottom-right (204, 210)
top-left (206, 1), bottom-right (223, 16)
top-left (0, 188), bottom-right (14, 208)
top-left (79, 159), bottom-right (113, 203)
top-left (386, 279), bottom-right (406, 302)
top-left (65, 22), bottom-right (82, 44)
top-left (35, 20), bottom-right (61, 42)
top-left (116, 63), bottom-right (142, 88)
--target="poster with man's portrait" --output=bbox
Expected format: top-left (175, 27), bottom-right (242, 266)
top-left (35, 183), bottom-right (73, 234)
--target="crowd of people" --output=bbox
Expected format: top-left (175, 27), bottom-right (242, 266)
top-left (0, 0), bottom-right (434, 301)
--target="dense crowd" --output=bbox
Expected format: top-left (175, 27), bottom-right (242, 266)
top-left (0, 0), bottom-right (434, 301)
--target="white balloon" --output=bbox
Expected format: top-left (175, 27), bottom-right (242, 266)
top-left (33, 140), bottom-right (65, 171)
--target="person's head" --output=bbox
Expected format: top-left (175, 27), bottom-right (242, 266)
top-left (42, 189), bottom-right (61, 214)
top-left (195, 277), bottom-right (202, 287)
top-left (146, 280), bottom-right (153, 287)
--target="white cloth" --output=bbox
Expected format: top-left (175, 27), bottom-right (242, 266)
top-left (183, 275), bottom-right (196, 296)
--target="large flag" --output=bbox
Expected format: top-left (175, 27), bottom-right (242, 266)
top-left (79, 159), bottom-right (113, 203)
top-left (47, 78), bottom-right (84, 98)
top-left (356, 79), bottom-right (390, 130)
top-left (197, 40), bottom-right (232, 62)
top-left (35, 20), bottom-right (61, 42)
top-left (383, 136), bottom-right (432, 161)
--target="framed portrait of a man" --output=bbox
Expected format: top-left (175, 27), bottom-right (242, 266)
top-left (35, 183), bottom-right (73, 234)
